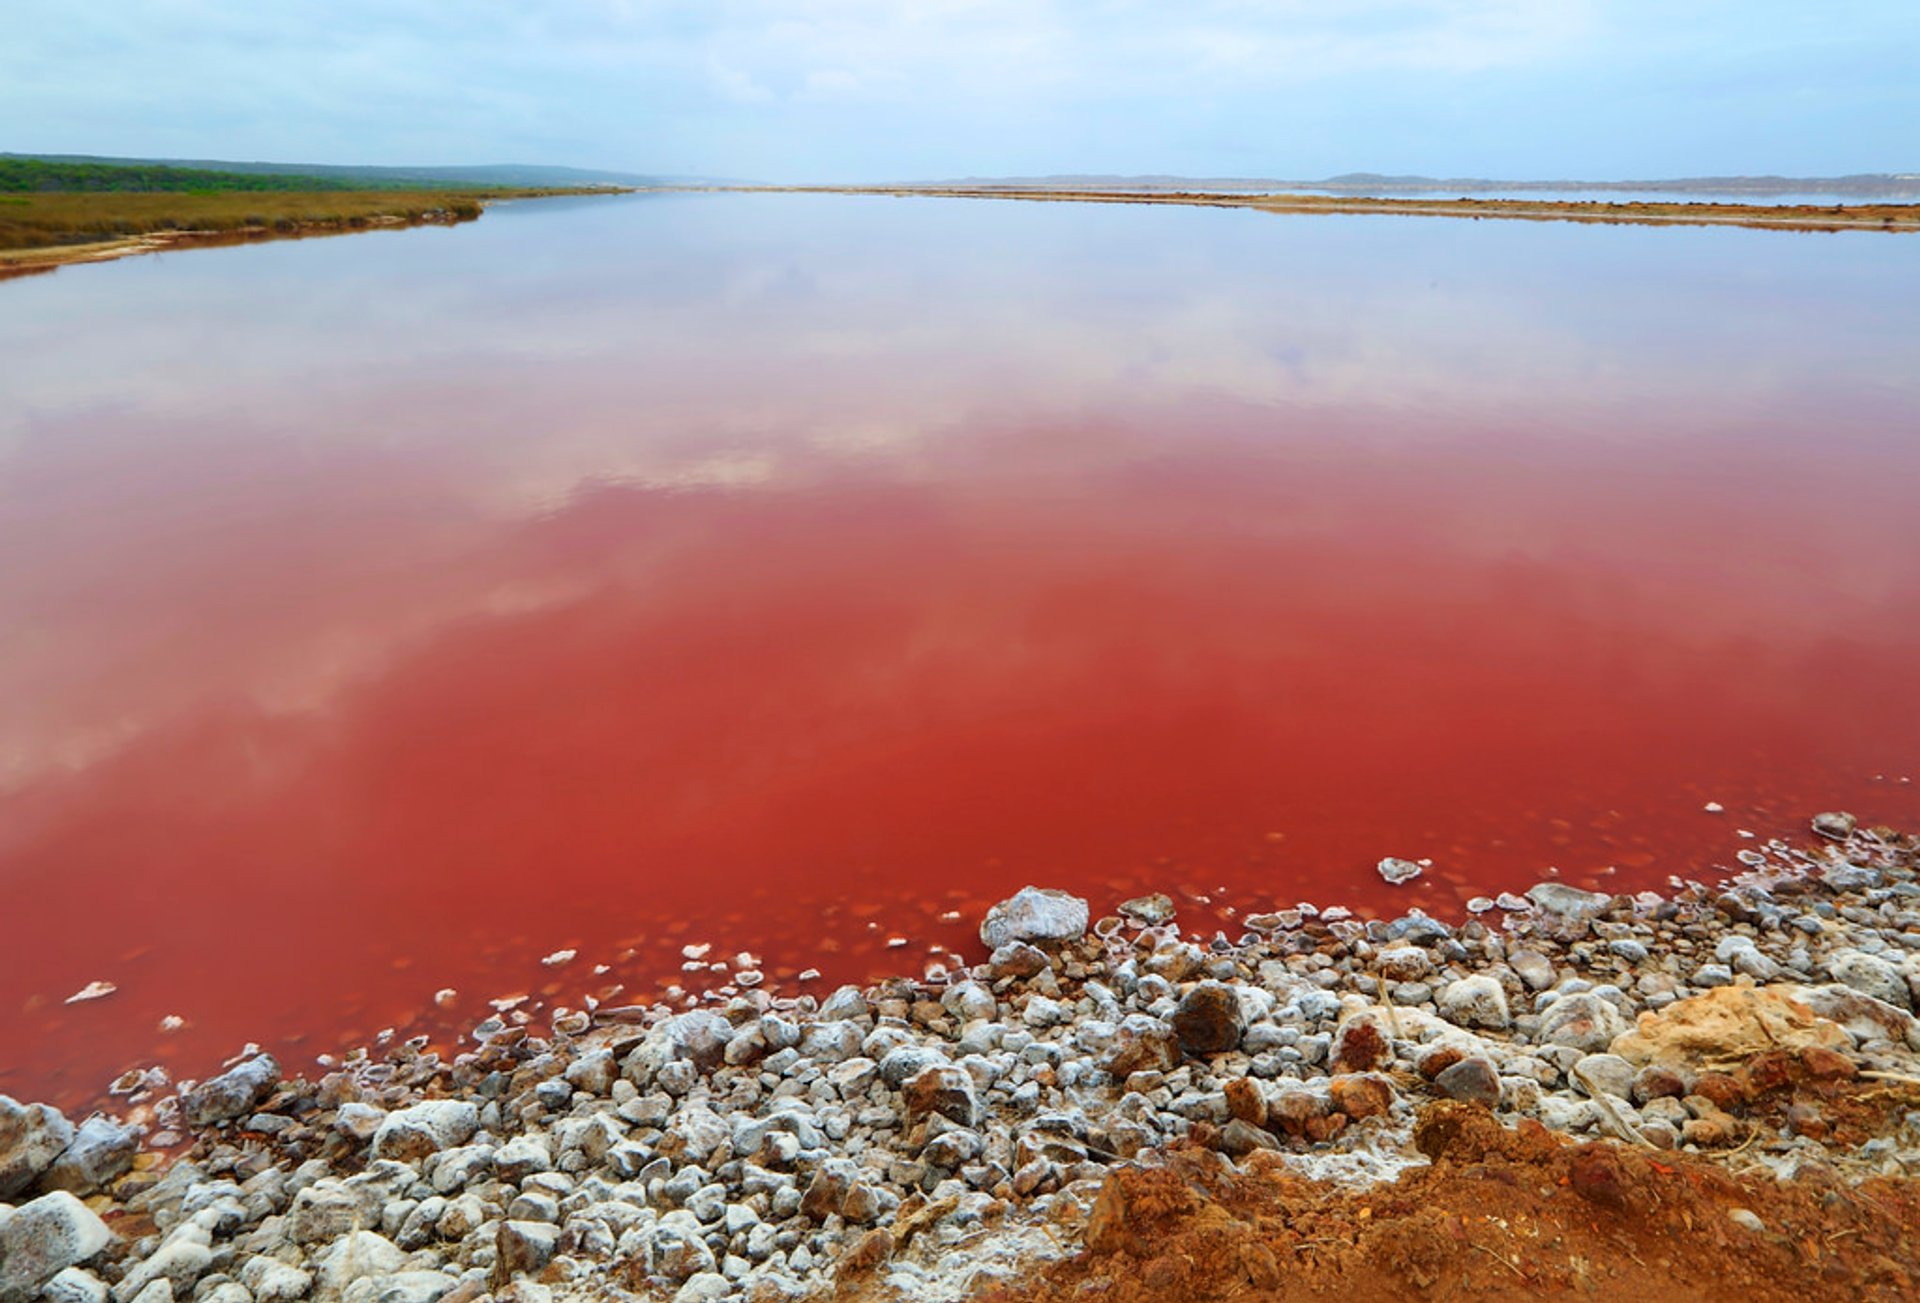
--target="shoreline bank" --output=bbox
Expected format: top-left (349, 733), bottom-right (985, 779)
top-left (687, 185), bottom-right (1920, 234)
top-left (0, 192), bottom-right (627, 281)
top-left (4, 815), bottom-right (1920, 1301)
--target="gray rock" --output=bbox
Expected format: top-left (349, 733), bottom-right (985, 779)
top-left (288, 1180), bottom-right (369, 1244)
top-left (941, 983), bottom-right (997, 1024)
top-left (979, 887), bottom-right (1089, 949)
top-left (1525, 883), bottom-right (1612, 924)
top-left (1433, 1057), bottom-right (1501, 1107)
top-left (1437, 975), bottom-right (1510, 1030)
top-left (0, 1191), bottom-right (113, 1303)
top-left (1571, 1053), bottom-right (1636, 1100)
top-left (178, 1056), bottom-right (279, 1130)
top-left (344, 1272), bottom-right (457, 1303)
top-left (315, 1231), bottom-right (405, 1293)
top-left (0, 1096), bottom-right (75, 1199)
top-left (112, 1226), bottom-right (211, 1303)
top-left (1118, 894), bottom-right (1176, 926)
top-left (673, 1274), bottom-right (732, 1303)
top-left (41, 1268), bottom-right (109, 1303)
top-left (493, 1134), bottom-right (553, 1183)
top-left (1508, 950), bottom-right (1555, 991)
top-left (1827, 951), bottom-right (1912, 1010)
top-left (333, 1102), bottom-right (386, 1143)
top-left (1812, 811), bottom-right (1857, 841)
top-left (237, 1258), bottom-right (311, 1303)
top-left (817, 986), bottom-right (870, 1022)
top-left (39, 1117), bottom-right (137, 1196)
top-left (1538, 992), bottom-right (1627, 1052)
top-left (370, 1100), bottom-right (478, 1162)
top-left (649, 1225), bottom-right (716, 1281)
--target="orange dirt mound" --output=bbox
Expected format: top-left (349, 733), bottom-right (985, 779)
top-left (969, 1102), bottom-right (1920, 1302)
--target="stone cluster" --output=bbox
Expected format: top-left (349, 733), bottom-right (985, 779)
top-left (4, 815), bottom-right (1919, 1303)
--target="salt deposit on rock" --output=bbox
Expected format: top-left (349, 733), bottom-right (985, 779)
top-left (979, 886), bottom-right (1090, 948)
top-left (1376, 857), bottom-right (1422, 885)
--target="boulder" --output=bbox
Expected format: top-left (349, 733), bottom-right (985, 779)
top-left (1101, 1015), bottom-right (1181, 1077)
top-left (1171, 982), bottom-right (1244, 1055)
top-left (1611, 985), bottom-right (1851, 1068)
top-left (1539, 993), bottom-right (1627, 1052)
top-left (979, 888), bottom-right (1089, 949)
top-left (0, 1096), bottom-right (75, 1199)
top-left (178, 1055), bottom-right (279, 1130)
top-left (1524, 883), bottom-right (1613, 924)
top-left (0, 1191), bottom-right (113, 1303)
top-left (902, 1065), bottom-right (980, 1127)
top-left (1433, 1057), bottom-right (1501, 1107)
top-left (370, 1100), bottom-right (478, 1163)
top-left (40, 1117), bottom-right (139, 1196)
top-left (1437, 975), bottom-right (1511, 1030)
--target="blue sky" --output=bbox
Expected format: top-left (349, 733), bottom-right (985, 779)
top-left (7, 1), bottom-right (1916, 180)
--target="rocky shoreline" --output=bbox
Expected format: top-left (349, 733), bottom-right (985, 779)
top-left (5, 814), bottom-right (1920, 1301)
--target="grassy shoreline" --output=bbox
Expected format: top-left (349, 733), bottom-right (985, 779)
top-left (694, 183), bottom-right (1920, 233)
top-left (0, 186), bottom-right (626, 278)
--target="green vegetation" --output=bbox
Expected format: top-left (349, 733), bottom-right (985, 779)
top-left (0, 156), bottom-right (626, 261)
top-left (0, 157), bottom-right (376, 194)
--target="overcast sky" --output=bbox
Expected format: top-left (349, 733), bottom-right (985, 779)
top-left (7, 1), bottom-right (1916, 181)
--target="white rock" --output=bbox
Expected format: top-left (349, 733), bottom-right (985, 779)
top-left (371, 1100), bottom-right (478, 1162)
top-left (0, 1191), bottom-right (113, 1303)
top-left (1376, 858), bottom-right (1422, 885)
top-left (317, 1230), bottom-right (406, 1293)
top-left (979, 888), bottom-right (1089, 949)
top-left (1437, 975), bottom-right (1510, 1030)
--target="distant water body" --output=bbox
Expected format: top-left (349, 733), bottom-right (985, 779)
top-left (2, 191), bottom-right (1917, 1103)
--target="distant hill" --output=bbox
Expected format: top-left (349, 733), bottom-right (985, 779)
top-left (3, 153), bottom-right (705, 190)
top-left (925, 172), bottom-right (1920, 198)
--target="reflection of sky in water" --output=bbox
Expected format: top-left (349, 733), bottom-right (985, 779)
top-left (1, 193), bottom-right (1918, 1102)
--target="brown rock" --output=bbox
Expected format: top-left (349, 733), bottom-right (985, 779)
top-left (1568, 1147), bottom-right (1630, 1211)
top-left (1104, 1016), bottom-right (1182, 1078)
top-left (1331, 1016), bottom-right (1388, 1073)
top-left (1329, 1073), bottom-right (1395, 1121)
top-left (1171, 982), bottom-right (1244, 1056)
top-left (1692, 1072), bottom-right (1744, 1111)
top-left (902, 1064), bottom-right (980, 1127)
top-left (1085, 1177), bottom-right (1128, 1254)
top-left (1417, 1045), bottom-right (1465, 1080)
top-left (837, 1228), bottom-right (894, 1276)
top-left (1268, 1090), bottom-right (1330, 1138)
top-left (1223, 1077), bottom-right (1267, 1127)
top-left (801, 1166), bottom-right (851, 1221)
top-left (1433, 1056), bottom-right (1501, 1108)
top-left (1800, 1046), bottom-right (1856, 1079)
top-left (1629, 1064), bottom-right (1688, 1104)
top-left (1217, 1119), bottom-right (1281, 1158)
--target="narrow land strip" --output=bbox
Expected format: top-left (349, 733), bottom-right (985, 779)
top-left (691, 184), bottom-right (1920, 234)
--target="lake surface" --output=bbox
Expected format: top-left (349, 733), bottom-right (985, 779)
top-left (2, 193), bottom-right (1917, 1105)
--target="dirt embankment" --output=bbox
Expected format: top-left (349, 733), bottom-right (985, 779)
top-left (955, 1099), bottom-right (1920, 1303)
top-left (699, 185), bottom-right (1920, 234)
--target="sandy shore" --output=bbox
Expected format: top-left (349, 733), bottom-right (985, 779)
top-left (688, 185), bottom-right (1920, 234)
top-left (3, 814), bottom-right (1919, 1302)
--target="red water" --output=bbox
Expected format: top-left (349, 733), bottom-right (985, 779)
top-left (2, 196), bottom-right (1918, 1105)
